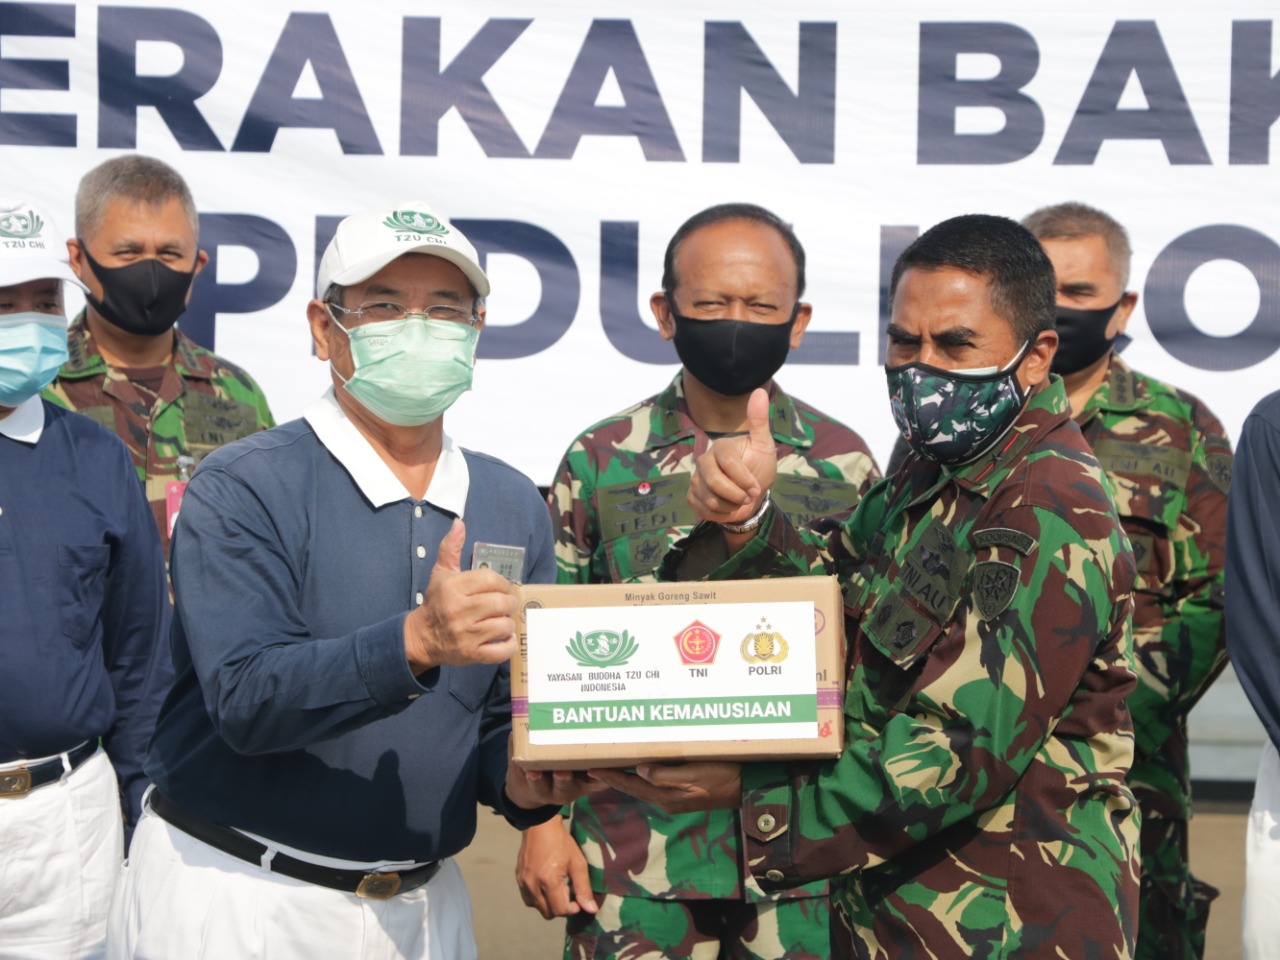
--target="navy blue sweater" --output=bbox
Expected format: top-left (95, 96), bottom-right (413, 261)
top-left (0, 401), bottom-right (169, 831)
top-left (147, 417), bottom-right (556, 860)
top-left (1227, 390), bottom-right (1280, 753)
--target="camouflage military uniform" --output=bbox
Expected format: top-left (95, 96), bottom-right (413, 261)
top-left (43, 313), bottom-right (274, 560)
top-left (1075, 355), bottom-right (1230, 960)
top-left (667, 377), bottom-right (1141, 959)
top-left (551, 372), bottom-right (879, 959)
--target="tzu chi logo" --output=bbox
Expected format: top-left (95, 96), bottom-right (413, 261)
top-left (674, 620), bottom-right (721, 666)
top-left (383, 210), bottom-right (449, 237)
top-left (0, 209), bottom-right (43, 240)
top-left (565, 629), bottom-right (638, 668)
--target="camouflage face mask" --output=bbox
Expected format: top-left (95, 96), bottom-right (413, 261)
top-left (886, 340), bottom-right (1031, 464)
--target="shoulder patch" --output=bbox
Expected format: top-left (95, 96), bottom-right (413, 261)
top-left (1110, 366), bottom-right (1136, 407)
top-left (970, 527), bottom-right (1036, 556)
top-left (973, 561), bottom-right (1020, 621)
top-left (1205, 452), bottom-right (1232, 493)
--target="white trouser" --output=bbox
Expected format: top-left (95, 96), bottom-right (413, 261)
top-left (1245, 739), bottom-right (1280, 959)
top-left (107, 807), bottom-right (477, 960)
top-left (0, 748), bottom-right (123, 960)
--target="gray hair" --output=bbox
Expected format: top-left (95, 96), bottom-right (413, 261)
top-left (1021, 201), bottom-right (1132, 288)
top-left (75, 155), bottom-right (199, 240)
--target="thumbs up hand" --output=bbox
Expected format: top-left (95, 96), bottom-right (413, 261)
top-left (404, 518), bottom-right (519, 672)
top-left (687, 388), bottom-right (777, 529)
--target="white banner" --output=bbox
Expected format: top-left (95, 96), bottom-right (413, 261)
top-left (4, 1), bottom-right (1277, 480)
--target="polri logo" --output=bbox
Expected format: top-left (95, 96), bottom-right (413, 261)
top-left (740, 619), bottom-right (789, 664)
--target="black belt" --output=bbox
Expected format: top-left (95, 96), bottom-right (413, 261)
top-left (149, 791), bottom-right (441, 899)
top-left (0, 740), bottom-right (98, 798)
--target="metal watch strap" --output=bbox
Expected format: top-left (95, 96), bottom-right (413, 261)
top-left (717, 490), bottom-right (772, 535)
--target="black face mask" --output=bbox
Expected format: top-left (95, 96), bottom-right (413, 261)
top-left (1052, 296), bottom-right (1125, 375)
top-left (79, 243), bottom-right (196, 337)
top-left (668, 295), bottom-right (798, 397)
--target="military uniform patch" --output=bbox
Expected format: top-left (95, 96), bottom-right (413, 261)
top-left (1128, 532), bottom-right (1155, 574)
top-left (971, 527), bottom-right (1036, 556)
top-left (598, 475), bottom-right (693, 543)
top-left (896, 519), bottom-right (967, 621)
top-left (1093, 439), bottom-right (1192, 486)
top-left (629, 536), bottom-right (665, 573)
top-left (182, 390), bottom-right (259, 450)
top-left (891, 619), bottom-right (918, 651)
top-left (773, 475), bottom-right (864, 526)
top-left (1205, 452), bottom-right (1232, 493)
top-left (973, 561), bottom-right (1019, 621)
top-left (863, 593), bottom-right (941, 668)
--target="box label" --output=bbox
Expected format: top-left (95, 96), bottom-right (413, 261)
top-left (526, 600), bottom-right (817, 745)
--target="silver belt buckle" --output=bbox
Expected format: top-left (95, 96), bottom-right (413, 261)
top-left (356, 872), bottom-right (402, 899)
top-left (0, 768), bottom-right (32, 798)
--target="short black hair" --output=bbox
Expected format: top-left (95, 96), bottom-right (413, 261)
top-left (662, 202), bottom-right (806, 299)
top-left (889, 214), bottom-right (1055, 344)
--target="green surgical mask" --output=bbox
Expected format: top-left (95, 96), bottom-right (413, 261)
top-left (331, 314), bottom-right (478, 427)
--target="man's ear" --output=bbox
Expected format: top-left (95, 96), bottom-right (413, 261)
top-left (183, 250), bottom-right (211, 305)
top-left (1109, 291), bottom-right (1138, 339)
top-left (66, 238), bottom-right (87, 278)
top-left (788, 303), bottom-right (812, 349)
top-left (1021, 329), bottom-right (1059, 391)
top-left (307, 300), bottom-right (334, 361)
top-left (651, 291), bottom-right (676, 341)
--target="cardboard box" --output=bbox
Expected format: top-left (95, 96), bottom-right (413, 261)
top-left (511, 577), bottom-right (844, 770)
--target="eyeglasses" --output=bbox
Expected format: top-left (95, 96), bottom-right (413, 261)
top-left (326, 300), bottom-right (481, 327)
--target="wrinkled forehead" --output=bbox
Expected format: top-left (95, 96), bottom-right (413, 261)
top-left (342, 252), bottom-right (473, 302)
top-left (673, 220), bottom-right (798, 292)
top-left (88, 196), bottom-right (197, 243)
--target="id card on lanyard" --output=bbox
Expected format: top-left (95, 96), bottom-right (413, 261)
top-left (166, 455), bottom-right (196, 538)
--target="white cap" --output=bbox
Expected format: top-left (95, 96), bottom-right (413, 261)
top-left (0, 198), bottom-right (87, 291)
top-left (316, 201), bottom-right (489, 299)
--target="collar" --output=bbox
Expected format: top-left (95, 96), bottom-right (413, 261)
top-left (1082, 354), bottom-right (1146, 416)
top-left (650, 372), bottom-right (809, 449)
top-left (60, 311), bottom-right (216, 382)
top-left (0, 395), bottom-right (45, 443)
top-left (304, 388), bottom-right (469, 512)
top-left (948, 375), bottom-right (1071, 494)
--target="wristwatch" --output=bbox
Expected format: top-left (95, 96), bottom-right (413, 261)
top-left (717, 491), bottom-right (772, 535)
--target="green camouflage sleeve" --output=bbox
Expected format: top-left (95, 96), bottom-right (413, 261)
top-left (737, 502), bottom-right (1135, 876)
top-left (549, 440), bottom-right (597, 585)
top-left (1125, 405), bottom-right (1231, 761)
top-left (244, 370), bottom-right (275, 430)
top-left (662, 474), bottom-right (889, 586)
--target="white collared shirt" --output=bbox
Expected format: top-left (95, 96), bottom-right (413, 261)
top-left (303, 388), bottom-right (469, 515)
top-left (0, 395), bottom-right (46, 444)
